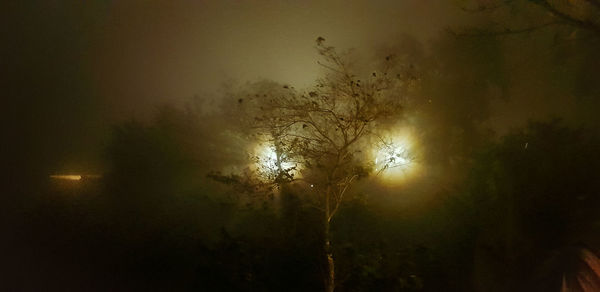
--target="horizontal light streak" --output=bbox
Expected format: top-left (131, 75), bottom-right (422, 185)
top-left (49, 174), bottom-right (101, 181)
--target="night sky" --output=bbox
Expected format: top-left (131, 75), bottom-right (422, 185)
top-left (5, 1), bottom-right (464, 173)
top-left (7, 1), bottom-right (597, 175)
top-left (4, 1), bottom-right (600, 291)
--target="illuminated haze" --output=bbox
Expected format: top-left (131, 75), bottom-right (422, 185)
top-left (6, 0), bottom-right (597, 177)
top-left (90, 0), bottom-right (461, 117)
top-left (6, 0), bottom-right (462, 175)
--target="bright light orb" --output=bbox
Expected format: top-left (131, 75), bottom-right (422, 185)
top-left (372, 129), bottom-right (420, 185)
top-left (374, 142), bottom-right (412, 172)
top-left (261, 146), bottom-right (294, 170)
top-left (254, 144), bottom-right (296, 180)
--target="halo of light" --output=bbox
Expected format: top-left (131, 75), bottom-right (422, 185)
top-left (371, 127), bottom-right (421, 185)
top-left (253, 143), bottom-right (296, 181)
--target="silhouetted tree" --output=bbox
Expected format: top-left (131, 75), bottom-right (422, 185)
top-left (212, 38), bottom-right (412, 291)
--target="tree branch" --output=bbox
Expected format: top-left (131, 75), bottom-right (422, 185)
top-left (531, 0), bottom-right (600, 35)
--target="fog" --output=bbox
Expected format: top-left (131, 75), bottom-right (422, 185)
top-left (6, 0), bottom-right (464, 173)
top-left (4, 0), bottom-right (600, 291)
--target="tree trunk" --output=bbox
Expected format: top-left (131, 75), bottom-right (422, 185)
top-left (324, 220), bottom-right (335, 292)
top-left (324, 186), bottom-right (335, 292)
top-left (326, 252), bottom-right (335, 292)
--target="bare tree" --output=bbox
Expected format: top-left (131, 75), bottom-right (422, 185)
top-left (212, 38), bottom-right (412, 291)
top-left (452, 0), bottom-right (600, 37)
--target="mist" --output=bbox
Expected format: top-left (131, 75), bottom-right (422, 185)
top-left (4, 0), bottom-right (600, 291)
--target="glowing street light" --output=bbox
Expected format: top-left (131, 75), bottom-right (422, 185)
top-left (374, 141), bottom-right (412, 173)
top-left (254, 143), bottom-right (296, 181)
top-left (372, 129), bottom-right (420, 184)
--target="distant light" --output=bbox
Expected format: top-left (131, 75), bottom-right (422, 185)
top-left (50, 175), bottom-right (82, 181)
top-left (49, 174), bottom-right (102, 181)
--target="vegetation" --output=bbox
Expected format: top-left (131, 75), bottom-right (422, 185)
top-left (6, 1), bottom-right (600, 291)
top-left (210, 38), bottom-right (413, 291)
